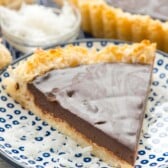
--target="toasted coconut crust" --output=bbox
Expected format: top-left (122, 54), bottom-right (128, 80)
top-left (8, 40), bottom-right (155, 83)
top-left (0, 42), bottom-right (12, 70)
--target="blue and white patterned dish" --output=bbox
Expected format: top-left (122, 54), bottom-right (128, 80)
top-left (0, 39), bottom-right (168, 168)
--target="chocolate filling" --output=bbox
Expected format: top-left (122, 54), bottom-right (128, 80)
top-left (27, 63), bottom-right (152, 165)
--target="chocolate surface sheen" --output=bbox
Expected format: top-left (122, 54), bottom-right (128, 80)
top-left (28, 63), bottom-right (151, 165)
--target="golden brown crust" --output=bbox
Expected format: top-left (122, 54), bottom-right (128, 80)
top-left (0, 0), bottom-right (34, 8)
top-left (8, 40), bottom-right (155, 83)
top-left (0, 42), bottom-right (12, 70)
top-left (69, 0), bottom-right (168, 52)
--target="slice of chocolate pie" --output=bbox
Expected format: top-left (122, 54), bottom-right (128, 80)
top-left (3, 40), bottom-right (156, 168)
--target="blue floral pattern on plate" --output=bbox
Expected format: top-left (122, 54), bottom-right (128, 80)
top-left (0, 39), bottom-right (168, 168)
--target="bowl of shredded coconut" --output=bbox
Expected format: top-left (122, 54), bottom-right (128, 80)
top-left (0, 1), bottom-right (81, 53)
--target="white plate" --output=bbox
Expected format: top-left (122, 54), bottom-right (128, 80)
top-left (0, 39), bottom-right (168, 168)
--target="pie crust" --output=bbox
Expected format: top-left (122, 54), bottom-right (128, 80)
top-left (69, 0), bottom-right (168, 52)
top-left (0, 42), bottom-right (12, 70)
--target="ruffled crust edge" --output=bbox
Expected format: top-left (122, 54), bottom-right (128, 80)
top-left (69, 0), bottom-right (168, 52)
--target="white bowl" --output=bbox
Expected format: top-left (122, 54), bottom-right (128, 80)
top-left (0, 3), bottom-right (81, 53)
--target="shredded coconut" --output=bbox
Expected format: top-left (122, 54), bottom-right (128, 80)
top-left (0, 2), bottom-right (78, 44)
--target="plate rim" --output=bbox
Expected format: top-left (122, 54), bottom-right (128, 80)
top-left (0, 38), bottom-right (168, 168)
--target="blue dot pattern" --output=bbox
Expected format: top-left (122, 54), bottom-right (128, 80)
top-left (1, 96), bottom-right (7, 101)
top-left (14, 110), bottom-right (21, 115)
top-left (157, 59), bottom-right (164, 66)
top-left (0, 118), bottom-right (6, 123)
